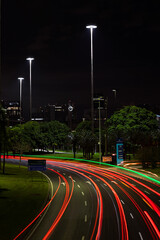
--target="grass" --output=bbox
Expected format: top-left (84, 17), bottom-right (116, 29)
top-left (0, 163), bottom-right (49, 240)
top-left (38, 151), bottom-right (100, 161)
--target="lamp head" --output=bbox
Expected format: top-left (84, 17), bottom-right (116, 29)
top-left (26, 57), bottom-right (34, 61)
top-left (86, 25), bottom-right (97, 29)
top-left (18, 77), bottom-right (24, 81)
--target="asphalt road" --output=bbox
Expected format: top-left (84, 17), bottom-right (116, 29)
top-left (9, 157), bottom-right (160, 240)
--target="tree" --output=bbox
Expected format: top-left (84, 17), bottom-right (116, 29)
top-left (9, 121), bottom-right (42, 154)
top-left (106, 105), bottom-right (159, 167)
top-left (78, 130), bottom-right (97, 159)
top-left (47, 121), bottom-right (70, 152)
top-left (9, 120), bottom-right (70, 154)
top-left (75, 121), bottom-right (98, 159)
top-left (8, 125), bottom-right (32, 154)
top-left (76, 121), bottom-right (92, 132)
top-left (68, 131), bottom-right (79, 158)
top-left (107, 106), bottom-right (158, 143)
top-left (0, 105), bottom-right (8, 173)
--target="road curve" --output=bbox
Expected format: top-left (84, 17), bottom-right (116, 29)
top-left (9, 157), bottom-right (160, 240)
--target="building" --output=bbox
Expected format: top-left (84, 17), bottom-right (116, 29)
top-left (83, 94), bottom-right (108, 128)
top-left (2, 101), bottom-right (21, 126)
top-left (34, 101), bottom-right (78, 129)
top-left (40, 104), bottom-right (66, 122)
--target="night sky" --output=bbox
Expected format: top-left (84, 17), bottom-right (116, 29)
top-left (1, 0), bottom-right (160, 116)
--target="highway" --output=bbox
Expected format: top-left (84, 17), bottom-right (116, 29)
top-left (10, 157), bottom-right (160, 240)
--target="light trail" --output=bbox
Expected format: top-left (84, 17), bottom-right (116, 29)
top-left (50, 160), bottom-right (160, 240)
top-left (13, 175), bottom-right (61, 240)
top-left (6, 154), bottom-right (160, 185)
top-left (48, 162), bottom-right (103, 240)
top-left (104, 171), bottom-right (160, 218)
top-left (50, 162), bottom-right (128, 240)
top-left (60, 166), bottom-right (103, 240)
top-left (42, 169), bottom-right (74, 240)
top-left (92, 166), bottom-right (160, 239)
top-left (99, 168), bottom-right (160, 196)
top-left (112, 180), bottom-right (157, 239)
top-left (144, 211), bottom-right (160, 239)
top-left (6, 157), bottom-right (160, 239)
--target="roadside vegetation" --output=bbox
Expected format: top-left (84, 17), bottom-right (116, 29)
top-left (1, 103), bottom-right (160, 171)
top-left (0, 163), bottom-right (49, 240)
top-left (0, 103), bottom-right (160, 238)
top-left (106, 106), bottom-right (160, 168)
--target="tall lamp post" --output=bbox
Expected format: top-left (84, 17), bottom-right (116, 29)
top-left (18, 77), bottom-right (24, 167)
top-left (86, 25), bottom-right (97, 133)
top-left (26, 57), bottom-right (34, 120)
top-left (112, 89), bottom-right (117, 111)
top-left (112, 89), bottom-right (117, 101)
top-left (18, 77), bottom-right (24, 123)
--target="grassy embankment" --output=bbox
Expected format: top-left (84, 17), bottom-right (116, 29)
top-left (0, 163), bottom-right (49, 240)
top-left (40, 151), bottom-right (100, 161)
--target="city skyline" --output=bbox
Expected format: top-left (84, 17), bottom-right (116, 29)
top-left (1, 1), bottom-right (160, 115)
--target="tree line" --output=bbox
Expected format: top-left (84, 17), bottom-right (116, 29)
top-left (0, 104), bottom-right (160, 173)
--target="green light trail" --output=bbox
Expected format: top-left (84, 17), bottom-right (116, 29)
top-left (20, 154), bottom-right (160, 185)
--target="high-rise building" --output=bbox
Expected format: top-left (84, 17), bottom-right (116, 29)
top-left (83, 94), bottom-right (108, 128)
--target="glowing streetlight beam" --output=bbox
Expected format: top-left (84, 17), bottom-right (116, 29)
top-left (18, 77), bottom-right (24, 122)
top-left (86, 24), bottom-right (97, 133)
top-left (26, 57), bottom-right (34, 120)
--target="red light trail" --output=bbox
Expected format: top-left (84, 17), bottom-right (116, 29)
top-left (10, 157), bottom-right (160, 240)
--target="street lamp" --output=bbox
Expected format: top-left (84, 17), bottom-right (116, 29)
top-left (86, 25), bottom-right (97, 133)
top-left (18, 77), bottom-right (24, 167)
top-left (112, 89), bottom-right (117, 111)
top-left (18, 77), bottom-right (24, 123)
top-left (112, 89), bottom-right (117, 100)
top-left (26, 57), bottom-right (34, 120)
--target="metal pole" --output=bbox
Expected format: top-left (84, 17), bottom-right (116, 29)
top-left (86, 25), bottom-right (97, 134)
top-left (112, 89), bottom-right (117, 111)
top-left (18, 78), bottom-right (24, 123)
top-left (26, 58), bottom-right (34, 120)
top-left (20, 80), bottom-right (22, 122)
top-left (29, 60), bottom-right (32, 120)
top-left (99, 99), bottom-right (101, 163)
top-left (90, 28), bottom-right (94, 133)
top-left (20, 80), bottom-right (22, 166)
top-left (18, 77), bottom-right (24, 167)
top-left (105, 98), bottom-right (108, 156)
